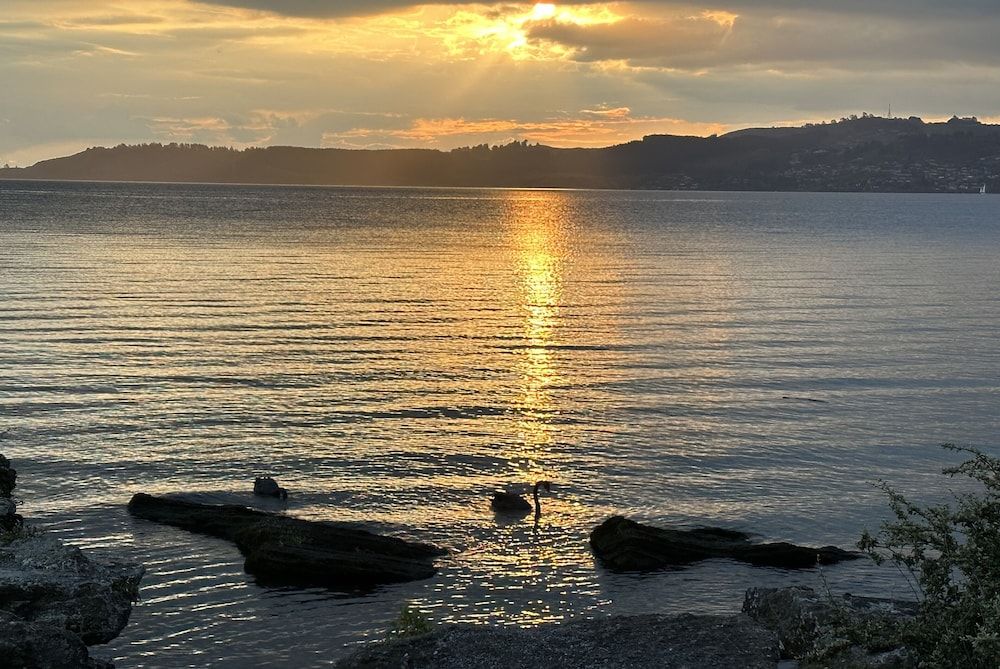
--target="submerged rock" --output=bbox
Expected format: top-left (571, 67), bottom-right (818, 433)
top-left (127, 493), bottom-right (445, 587)
top-left (590, 516), bottom-right (861, 571)
top-left (744, 586), bottom-right (917, 667)
top-left (336, 614), bottom-right (780, 669)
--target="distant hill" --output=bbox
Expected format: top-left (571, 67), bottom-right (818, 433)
top-left (3, 115), bottom-right (1000, 193)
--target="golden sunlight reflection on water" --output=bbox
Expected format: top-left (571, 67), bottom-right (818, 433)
top-left (509, 192), bottom-right (568, 482)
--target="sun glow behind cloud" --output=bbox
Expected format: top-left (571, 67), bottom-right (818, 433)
top-left (5, 0), bottom-right (1000, 165)
top-left (441, 3), bottom-right (622, 59)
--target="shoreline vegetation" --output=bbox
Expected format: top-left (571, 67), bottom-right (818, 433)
top-left (2, 115), bottom-right (999, 194)
top-left (4, 445), bottom-right (998, 667)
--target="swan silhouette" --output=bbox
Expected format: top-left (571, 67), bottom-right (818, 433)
top-left (491, 480), bottom-right (551, 516)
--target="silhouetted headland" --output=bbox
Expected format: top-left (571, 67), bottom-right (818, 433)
top-left (3, 115), bottom-right (999, 192)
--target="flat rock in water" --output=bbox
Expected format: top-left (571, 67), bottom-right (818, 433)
top-left (127, 493), bottom-right (445, 588)
top-left (336, 614), bottom-right (781, 669)
top-left (590, 516), bottom-right (861, 571)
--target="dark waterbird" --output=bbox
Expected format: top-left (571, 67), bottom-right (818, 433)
top-left (491, 480), bottom-right (552, 517)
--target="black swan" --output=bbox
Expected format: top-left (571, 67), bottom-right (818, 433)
top-left (491, 480), bottom-right (551, 516)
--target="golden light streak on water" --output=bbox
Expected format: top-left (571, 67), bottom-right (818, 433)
top-left (508, 193), bottom-right (568, 480)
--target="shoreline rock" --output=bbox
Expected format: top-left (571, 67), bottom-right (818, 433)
top-left (127, 493), bottom-right (445, 588)
top-left (1, 610), bottom-right (112, 669)
top-left (590, 516), bottom-right (861, 571)
top-left (336, 613), bottom-right (782, 669)
top-left (0, 532), bottom-right (144, 646)
top-left (0, 453), bottom-right (144, 669)
top-left (336, 586), bottom-right (918, 669)
top-left (0, 454), bottom-right (23, 532)
top-left (744, 586), bottom-right (917, 667)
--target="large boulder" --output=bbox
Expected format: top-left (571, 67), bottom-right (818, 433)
top-left (0, 531), bottom-right (144, 646)
top-left (743, 586), bottom-right (917, 667)
top-left (0, 610), bottom-right (113, 669)
top-left (127, 493), bottom-right (445, 587)
top-left (0, 452), bottom-right (143, 669)
top-left (336, 614), bottom-right (781, 669)
top-left (590, 516), bottom-right (861, 571)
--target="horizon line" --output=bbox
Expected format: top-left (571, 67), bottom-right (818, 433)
top-left (2, 113), bottom-right (993, 170)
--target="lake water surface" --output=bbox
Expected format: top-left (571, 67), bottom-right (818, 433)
top-left (1, 181), bottom-right (998, 667)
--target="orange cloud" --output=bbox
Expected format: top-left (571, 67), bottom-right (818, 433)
top-left (581, 106), bottom-right (631, 119)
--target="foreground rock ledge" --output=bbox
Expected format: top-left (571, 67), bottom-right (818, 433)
top-left (338, 586), bottom-right (919, 669)
top-left (336, 614), bottom-right (781, 669)
top-left (590, 516), bottom-right (861, 571)
top-left (744, 586), bottom-right (917, 667)
top-left (0, 535), bottom-right (143, 669)
top-left (1, 453), bottom-right (144, 669)
top-left (127, 493), bottom-right (445, 588)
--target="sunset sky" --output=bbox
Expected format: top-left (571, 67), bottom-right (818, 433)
top-left (3, 1), bottom-right (1000, 165)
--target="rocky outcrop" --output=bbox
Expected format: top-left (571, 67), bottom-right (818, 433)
top-left (336, 614), bottom-right (781, 669)
top-left (0, 453), bottom-right (143, 669)
top-left (337, 586), bottom-right (919, 669)
top-left (0, 532), bottom-right (143, 646)
top-left (0, 610), bottom-right (113, 669)
top-left (590, 516), bottom-right (861, 571)
top-left (127, 493), bottom-right (445, 587)
top-left (0, 454), bottom-right (23, 532)
top-left (744, 586), bottom-right (917, 668)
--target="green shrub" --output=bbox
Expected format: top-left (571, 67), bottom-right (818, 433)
top-left (859, 444), bottom-right (1000, 668)
top-left (387, 605), bottom-right (432, 639)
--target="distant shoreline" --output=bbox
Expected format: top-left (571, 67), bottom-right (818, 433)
top-left (3, 115), bottom-right (998, 194)
top-left (0, 176), bottom-right (994, 196)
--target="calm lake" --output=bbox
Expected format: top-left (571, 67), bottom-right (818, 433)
top-left (1, 181), bottom-right (998, 667)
